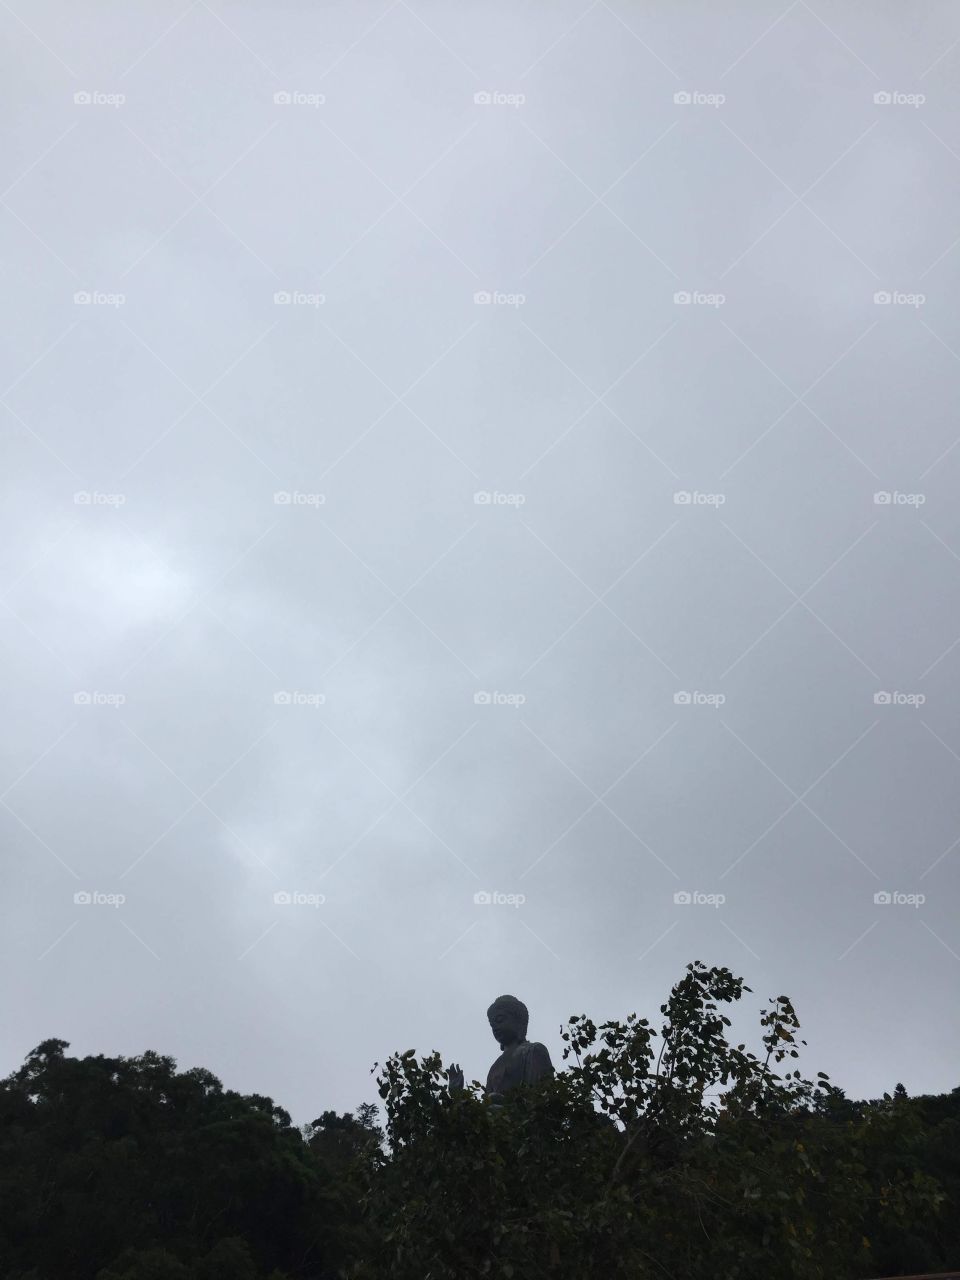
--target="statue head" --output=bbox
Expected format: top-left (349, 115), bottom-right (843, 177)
top-left (487, 994), bottom-right (528, 1048)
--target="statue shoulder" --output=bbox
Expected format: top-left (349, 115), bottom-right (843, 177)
top-left (523, 1040), bottom-right (554, 1080)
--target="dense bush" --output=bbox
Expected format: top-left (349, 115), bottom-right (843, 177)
top-left (2, 964), bottom-right (957, 1279)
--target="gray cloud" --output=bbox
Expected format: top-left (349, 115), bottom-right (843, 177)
top-left (2, 0), bottom-right (960, 1121)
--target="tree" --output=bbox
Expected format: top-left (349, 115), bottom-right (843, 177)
top-left (367, 962), bottom-right (944, 1279)
top-left (2, 968), bottom-right (956, 1279)
top-left (0, 1040), bottom-right (365, 1279)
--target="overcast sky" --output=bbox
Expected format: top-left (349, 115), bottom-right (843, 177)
top-left (3, 0), bottom-right (960, 1124)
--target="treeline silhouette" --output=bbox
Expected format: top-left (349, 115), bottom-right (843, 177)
top-left (2, 965), bottom-right (957, 1279)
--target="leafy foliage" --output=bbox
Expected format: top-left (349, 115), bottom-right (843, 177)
top-left (369, 963), bottom-right (949, 1279)
top-left (0, 1038), bottom-right (358, 1279)
top-left (1, 965), bottom-right (957, 1279)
